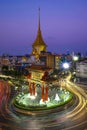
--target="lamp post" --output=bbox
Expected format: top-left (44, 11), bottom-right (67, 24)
top-left (62, 62), bottom-right (70, 77)
top-left (71, 55), bottom-right (79, 82)
top-left (72, 55), bottom-right (79, 70)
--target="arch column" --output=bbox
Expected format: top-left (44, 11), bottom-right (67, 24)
top-left (29, 82), bottom-right (36, 96)
top-left (45, 86), bottom-right (48, 101)
top-left (29, 82), bottom-right (33, 96)
top-left (33, 82), bottom-right (36, 96)
top-left (41, 84), bottom-right (48, 102)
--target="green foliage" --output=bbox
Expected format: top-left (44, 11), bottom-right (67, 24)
top-left (13, 93), bottom-right (73, 111)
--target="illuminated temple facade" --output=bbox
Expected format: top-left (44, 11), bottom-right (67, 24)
top-left (32, 8), bottom-right (47, 58)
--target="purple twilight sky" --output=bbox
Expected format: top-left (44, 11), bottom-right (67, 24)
top-left (0, 0), bottom-right (87, 55)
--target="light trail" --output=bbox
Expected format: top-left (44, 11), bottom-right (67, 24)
top-left (0, 73), bottom-right (87, 130)
top-left (63, 73), bottom-right (87, 120)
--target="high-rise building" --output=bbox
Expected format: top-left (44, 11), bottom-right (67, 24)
top-left (32, 8), bottom-right (47, 58)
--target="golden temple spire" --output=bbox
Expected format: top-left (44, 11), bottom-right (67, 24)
top-left (38, 7), bottom-right (40, 32)
top-left (36, 7), bottom-right (43, 43)
top-left (32, 8), bottom-right (47, 49)
top-left (32, 8), bottom-right (47, 55)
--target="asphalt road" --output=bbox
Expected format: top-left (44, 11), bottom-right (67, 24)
top-left (0, 78), bottom-right (87, 130)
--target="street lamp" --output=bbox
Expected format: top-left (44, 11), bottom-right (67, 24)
top-left (62, 62), bottom-right (70, 69)
top-left (73, 56), bottom-right (79, 61)
top-left (62, 62), bottom-right (70, 76)
top-left (72, 55), bottom-right (79, 70)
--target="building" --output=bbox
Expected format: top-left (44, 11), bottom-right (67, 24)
top-left (76, 60), bottom-right (87, 82)
top-left (55, 55), bottom-right (62, 70)
top-left (32, 8), bottom-right (47, 58)
top-left (39, 52), bottom-right (55, 69)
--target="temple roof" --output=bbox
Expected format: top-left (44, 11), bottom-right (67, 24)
top-left (29, 65), bottom-right (51, 71)
top-left (32, 8), bottom-right (47, 47)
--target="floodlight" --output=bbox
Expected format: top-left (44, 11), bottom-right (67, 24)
top-left (62, 62), bottom-right (69, 69)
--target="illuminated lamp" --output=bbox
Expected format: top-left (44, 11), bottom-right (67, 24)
top-left (62, 62), bottom-right (70, 69)
top-left (73, 56), bottom-right (79, 61)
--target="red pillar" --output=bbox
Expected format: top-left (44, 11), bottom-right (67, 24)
top-left (29, 83), bottom-right (32, 96)
top-left (46, 86), bottom-right (48, 101)
top-left (41, 85), bottom-right (44, 102)
top-left (33, 83), bottom-right (36, 96)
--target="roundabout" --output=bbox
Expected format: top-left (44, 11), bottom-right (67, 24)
top-left (0, 74), bottom-right (87, 130)
top-left (13, 87), bottom-right (73, 112)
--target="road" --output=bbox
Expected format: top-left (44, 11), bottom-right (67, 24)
top-left (0, 78), bottom-right (87, 130)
